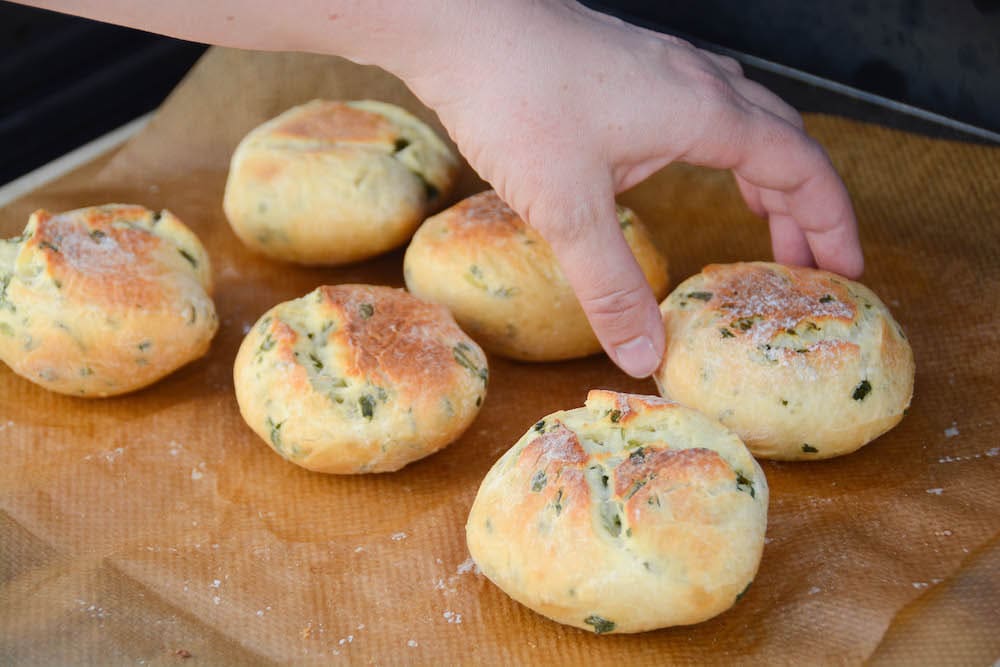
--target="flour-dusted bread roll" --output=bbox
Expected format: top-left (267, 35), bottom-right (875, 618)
top-left (0, 205), bottom-right (217, 397)
top-left (404, 191), bottom-right (669, 361)
top-left (655, 262), bottom-right (914, 460)
top-left (234, 284), bottom-right (488, 473)
top-left (223, 99), bottom-right (459, 265)
top-left (467, 390), bottom-right (767, 634)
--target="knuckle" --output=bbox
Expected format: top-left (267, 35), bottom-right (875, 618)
top-left (580, 281), bottom-right (650, 332)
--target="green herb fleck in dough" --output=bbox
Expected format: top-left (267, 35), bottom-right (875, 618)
top-left (309, 353), bottom-right (323, 370)
top-left (465, 265), bottom-right (488, 290)
top-left (52, 279), bottom-right (62, 289)
top-left (138, 340), bottom-right (152, 352)
top-left (80, 367), bottom-right (93, 377)
top-left (0, 322), bottom-right (13, 337)
top-left (257, 316), bottom-right (272, 334)
top-left (0, 274), bottom-right (14, 313)
top-left (359, 303), bottom-right (374, 319)
top-left (90, 229), bottom-right (106, 241)
top-left (259, 333), bottom-right (275, 352)
top-left (852, 379), bottom-right (872, 401)
top-left (552, 488), bottom-right (564, 515)
top-left (492, 286), bottom-right (519, 298)
top-left (735, 471), bottom-right (755, 498)
top-left (533, 420), bottom-right (546, 433)
top-left (359, 394), bottom-right (375, 420)
top-left (39, 241), bottom-right (60, 253)
top-left (484, 518), bottom-right (493, 533)
top-left (626, 439), bottom-right (643, 449)
top-left (266, 417), bottom-right (284, 449)
top-left (609, 409), bottom-right (622, 423)
top-left (600, 502), bottom-right (622, 538)
top-left (736, 580), bottom-right (753, 602)
top-left (476, 395), bottom-right (482, 407)
top-left (647, 494), bottom-right (661, 508)
top-left (394, 137), bottom-right (410, 152)
top-left (453, 343), bottom-right (488, 385)
top-left (819, 294), bottom-right (835, 303)
top-left (734, 317), bottom-right (755, 331)
top-left (687, 291), bottom-right (713, 301)
top-left (780, 399), bottom-right (788, 406)
top-left (530, 470), bottom-right (547, 492)
top-left (178, 248), bottom-right (198, 268)
top-left (802, 443), bottom-right (819, 453)
top-left (720, 328), bottom-right (734, 339)
top-left (584, 615), bottom-right (616, 635)
top-left (624, 478), bottom-right (648, 500)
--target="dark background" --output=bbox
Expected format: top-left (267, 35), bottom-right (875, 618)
top-left (1, 0), bottom-right (998, 185)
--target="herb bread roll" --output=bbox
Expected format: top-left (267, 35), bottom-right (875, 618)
top-left (223, 99), bottom-right (459, 265)
top-left (0, 205), bottom-right (217, 397)
top-left (233, 285), bottom-right (488, 473)
top-left (655, 262), bottom-right (914, 460)
top-left (467, 390), bottom-right (767, 634)
top-left (403, 190), bottom-right (669, 361)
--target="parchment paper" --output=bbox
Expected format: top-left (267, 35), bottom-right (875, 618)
top-left (1, 49), bottom-right (998, 666)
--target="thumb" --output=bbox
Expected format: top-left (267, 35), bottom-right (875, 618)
top-left (521, 176), bottom-right (665, 377)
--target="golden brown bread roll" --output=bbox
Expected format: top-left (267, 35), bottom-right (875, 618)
top-left (655, 262), bottom-right (914, 460)
top-left (223, 99), bottom-right (459, 265)
top-left (467, 390), bottom-right (767, 634)
top-left (233, 284), bottom-right (488, 473)
top-left (0, 204), bottom-right (217, 397)
top-left (403, 190), bottom-right (669, 361)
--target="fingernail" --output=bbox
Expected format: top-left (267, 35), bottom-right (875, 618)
top-left (614, 335), bottom-right (660, 378)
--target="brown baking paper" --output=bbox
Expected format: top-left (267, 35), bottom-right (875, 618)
top-left (1, 49), bottom-right (999, 666)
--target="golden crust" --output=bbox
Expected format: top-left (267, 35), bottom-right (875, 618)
top-left (467, 390), bottom-right (767, 634)
top-left (655, 262), bottom-right (915, 460)
top-left (267, 101), bottom-right (397, 146)
top-left (404, 191), bottom-right (670, 361)
top-left (0, 205), bottom-right (217, 397)
top-left (223, 99), bottom-right (459, 266)
top-left (233, 285), bottom-right (488, 474)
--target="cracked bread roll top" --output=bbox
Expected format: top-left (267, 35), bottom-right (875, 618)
top-left (655, 262), bottom-right (914, 461)
top-left (0, 204), bottom-right (217, 397)
top-left (223, 99), bottom-right (459, 265)
top-left (233, 284), bottom-right (488, 474)
top-left (403, 190), bottom-right (669, 361)
top-left (467, 390), bottom-right (767, 634)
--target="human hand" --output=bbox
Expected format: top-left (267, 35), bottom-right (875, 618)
top-left (402, 1), bottom-right (863, 377)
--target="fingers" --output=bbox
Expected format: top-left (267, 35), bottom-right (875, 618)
top-left (685, 99), bottom-right (863, 278)
top-left (768, 212), bottom-right (814, 267)
top-left (522, 175), bottom-right (665, 377)
top-left (734, 174), bottom-right (766, 217)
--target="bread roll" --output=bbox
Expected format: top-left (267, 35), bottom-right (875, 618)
top-left (0, 205), bottom-right (217, 397)
top-left (404, 190), bottom-right (669, 361)
top-left (233, 284), bottom-right (488, 473)
top-left (223, 99), bottom-right (459, 265)
top-left (655, 262), bottom-right (914, 460)
top-left (467, 390), bottom-right (767, 634)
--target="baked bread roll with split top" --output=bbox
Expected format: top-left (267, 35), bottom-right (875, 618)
top-left (403, 190), bottom-right (669, 361)
top-left (467, 390), bottom-right (767, 634)
top-left (655, 262), bottom-right (914, 460)
top-left (233, 284), bottom-right (488, 473)
top-left (0, 204), bottom-right (217, 397)
top-left (223, 99), bottom-right (459, 265)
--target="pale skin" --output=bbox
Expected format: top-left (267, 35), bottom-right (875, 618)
top-left (17, 1), bottom-right (864, 377)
